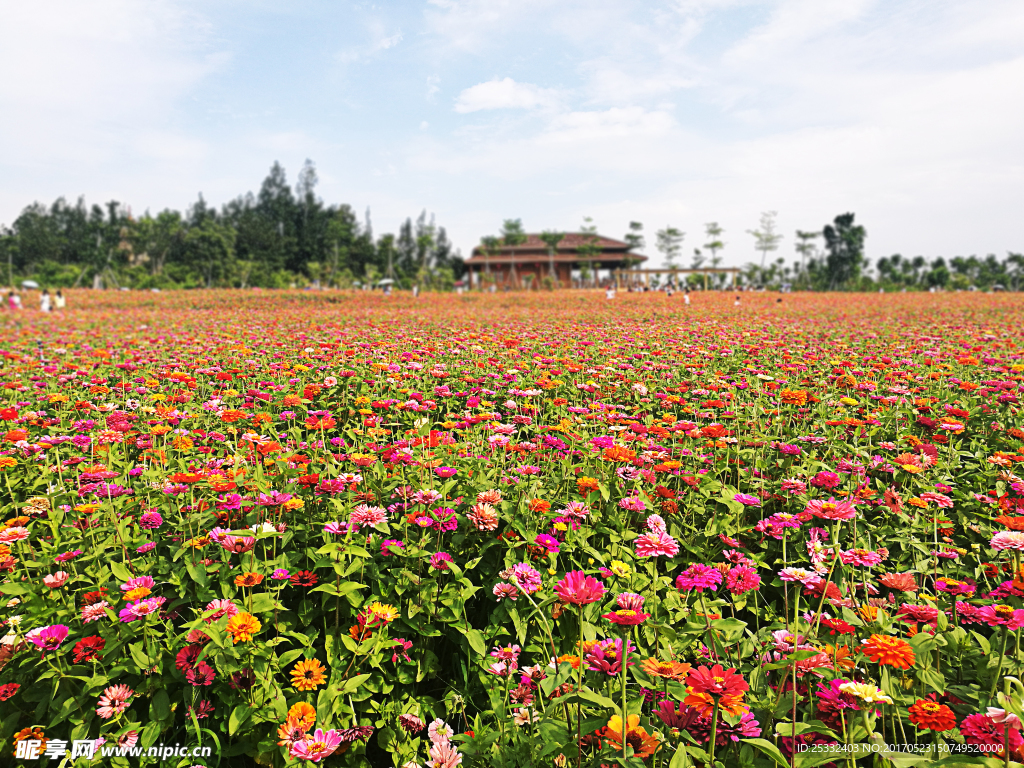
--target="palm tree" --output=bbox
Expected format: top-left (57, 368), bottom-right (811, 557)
top-left (539, 231), bottom-right (564, 285)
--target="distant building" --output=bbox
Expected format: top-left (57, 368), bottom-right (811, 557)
top-left (466, 233), bottom-right (646, 289)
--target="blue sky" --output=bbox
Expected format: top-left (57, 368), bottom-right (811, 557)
top-left (1, 0), bottom-right (1022, 268)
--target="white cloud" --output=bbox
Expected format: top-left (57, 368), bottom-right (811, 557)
top-left (454, 78), bottom-right (560, 113)
top-left (541, 107), bottom-right (675, 143)
top-left (426, 75), bottom-right (441, 100)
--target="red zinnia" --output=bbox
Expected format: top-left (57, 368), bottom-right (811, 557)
top-left (72, 636), bottom-right (106, 663)
top-left (908, 700), bottom-right (957, 732)
top-left (0, 683), bottom-right (19, 700)
top-left (289, 570), bottom-right (319, 587)
top-left (684, 664), bottom-right (749, 698)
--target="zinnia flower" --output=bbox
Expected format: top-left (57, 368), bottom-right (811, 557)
top-left (554, 571), bottom-right (606, 605)
top-left (291, 658), bottom-right (327, 691)
top-left (685, 664), bottom-right (749, 699)
top-left (27, 624), bottom-right (70, 653)
top-left (634, 531), bottom-right (680, 558)
top-left (908, 699), bottom-right (957, 732)
top-left (838, 681), bottom-right (893, 705)
top-left (991, 531), bottom-right (1024, 551)
top-left (289, 728), bottom-right (343, 763)
top-left (960, 712), bottom-right (1024, 753)
top-left (675, 564), bottom-right (723, 592)
top-left (226, 612), bottom-right (261, 644)
top-left (601, 714), bottom-right (660, 758)
top-left (804, 497), bottom-right (857, 520)
top-left (96, 683), bottom-right (134, 719)
top-left (860, 634), bottom-right (914, 669)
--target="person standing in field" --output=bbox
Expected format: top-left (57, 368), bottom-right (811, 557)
top-left (54, 290), bottom-right (66, 310)
top-left (40, 290), bottom-right (52, 313)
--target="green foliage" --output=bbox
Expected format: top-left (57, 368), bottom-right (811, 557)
top-left (0, 162), bottom-right (464, 291)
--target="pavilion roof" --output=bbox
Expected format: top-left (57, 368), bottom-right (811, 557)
top-left (467, 233), bottom-right (646, 264)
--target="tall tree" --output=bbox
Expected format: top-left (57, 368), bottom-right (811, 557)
top-left (822, 212), bottom-right (866, 290)
top-left (748, 211), bottom-right (782, 270)
top-left (703, 222), bottom-right (724, 262)
top-left (655, 227), bottom-right (684, 270)
top-left (794, 230), bottom-right (820, 282)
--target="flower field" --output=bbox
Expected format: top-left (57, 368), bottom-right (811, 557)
top-left (1, 289), bottom-right (1024, 768)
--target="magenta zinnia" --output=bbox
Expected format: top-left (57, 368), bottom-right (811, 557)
top-left (554, 571), bottom-right (606, 605)
top-left (675, 563), bottom-right (723, 592)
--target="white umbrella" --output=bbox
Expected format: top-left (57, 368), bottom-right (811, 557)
top-left (21, 280), bottom-right (39, 289)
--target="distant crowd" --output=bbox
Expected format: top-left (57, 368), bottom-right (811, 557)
top-left (5, 289), bottom-right (66, 312)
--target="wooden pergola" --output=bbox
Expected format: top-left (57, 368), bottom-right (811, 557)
top-left (613, 267), bottom-right (741, 291)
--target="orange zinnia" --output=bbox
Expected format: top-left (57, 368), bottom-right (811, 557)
top-left (822, 644), bottom-right (855, 671)
top-left (640, 658), bottom-right (692, 681)
top-left (908, 699), bottom-right (956, 732)
top-left (861, 634), bottom-right (915, 669)
top-left (226, 612), bottom-right (261, 644)
top-left (233, 572), bottom-right (264, 588)
top-left (287, 701), bottom-right (317, 730)
top-left (290, 658), bottom-right (327, 691)
top-left (601, 714), bottom-right (661, 758)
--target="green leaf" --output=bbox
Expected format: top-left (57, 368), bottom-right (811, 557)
top-left (339, 673), bottom-right (371, 695)
top-left (741, 738), bottom-right (788, 766)
top-left (109, 561), bottom-right (134, 582)
top-left (668, 743), bottom-right (690, 768)
top-left (150, 689), bottom-right (171, 722)
top-left (576, 689), bottom-right (618, 710)
top-left (463, 628), bottom-right (487, 657)
top-left (0, 582), bottom-right (29, 595)
top-left (228, 704), bottom-right (255, 736)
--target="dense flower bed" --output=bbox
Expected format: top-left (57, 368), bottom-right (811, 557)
top-left (1, 290), bottom-right (1023, 767)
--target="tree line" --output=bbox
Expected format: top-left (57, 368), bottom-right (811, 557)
top-left (647, 212), bottom-right (1022, 291)
top-left (0, 161), bottom-right (465, 291)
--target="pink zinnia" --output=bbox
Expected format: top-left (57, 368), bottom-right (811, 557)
top-left (554, 571), bottom-right (606, 605)
top-left (350, 505), bottom-right (388, 527)
top-left (960, 712), bottom-right (1024, 752)
top-left (733, 493), bottom-right (761, 506)
top-left (919, 492), bottom-right (953, 508)
top-left (428, 739), bottom-right (463, 768)
top-left (991, 532), bottom-right (1024, 551)
top-left (675, 564), bottom-right (723, 592)
top-left (120, 576), bottom-right (155, 592)
top-left (839, 548), bottom-right (884, 566)
top-left (509, 563), bottom-right (542, 594)
top-left (805, 497), bottom-right (857, 520)
top-left (81, 602), bottom-right (110, 624)
top-left (585, 637), bottom-right (634, 676)
top-left (96, 683), bottom-right (134, 719)
top-left (561, 501), bottom-right (590, 518)
top-left (977, 605), bottom-right (1024, 629)
top-left (430, 552), bottom-right (453, 570)
top-left (27, 624), bottom-right (69, 652)
top-left (615, 592), bottom-right (645, 611)
top-left (44, 571), bottom-right (70, 589)
top-left (204, 598), bottom-right (239, 622)
top-left (619, 496), bottom-right (646, 512)
top-left (634, 531), bottom-right (680, 558)
top-left (646, 514), bottom-right (667, 533)
top-left (726, 565), bottom-right (761, 595)
top-left (492, 582), bottom-right (519, 601)
top-left (288, 729), bottom-right (343, 763)
top-left (779, 568), bottom-right (821, 587)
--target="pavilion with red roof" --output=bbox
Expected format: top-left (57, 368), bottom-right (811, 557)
top-left (465, 233), bottom-right (646, 289)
